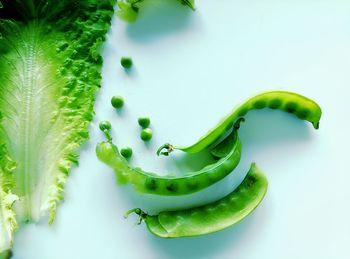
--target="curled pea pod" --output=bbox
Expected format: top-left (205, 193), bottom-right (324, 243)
top-left (96, 127), bottom-right (242, 196)
top-left (157, 91), bottom-right (322, 155)
top-left (125, 163), bottom-right (268, 238)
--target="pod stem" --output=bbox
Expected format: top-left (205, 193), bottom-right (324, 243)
top-left (156, 117), bottom-right (245, 156)
top-left (156, 143), bottom-right (174, 156)
top-left (234, 117), bottom-right (245, 130)
top-left (102, 129), bottom-right (112, 142)
top-left (124, 208), bottom-right (148, 225)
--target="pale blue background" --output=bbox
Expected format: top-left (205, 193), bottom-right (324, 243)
top-left (12, 0), bottom-right (350, 258)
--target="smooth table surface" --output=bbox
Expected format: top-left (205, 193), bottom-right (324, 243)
top-left (13, 0), bottom-right (350, 258)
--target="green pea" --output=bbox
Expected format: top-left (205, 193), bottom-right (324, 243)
top-left (186, 179), bottom-right (200, 190)
top-left (145, 177), bottom-right (158, 190)
top-left (140, 128), bottom-right (152, 141)
top-left (138, 117), bottom-right (150, 128)
top-left (165, 181), bottom-right (179, 192)
top-left (296, 108), bottom-right (310, 120)
top-left (99, 120), bottom-right (111, 131)
top-left (120, 57), bottom-right (133, 69)
top-left (157, 91), bottom-right (322, 156)
top-left (253, 100), bottom-right (266, 109)
top-left (268, 98), bottom-right (282, 109)
top-left (95, 129), bottom-right (241, 196)
top-left (111, 96), bottom-right (124, 109)
top-left (238, 107), bottom-right (248, 116)
top-left (124, 163), bottom-right (268, 238)
top-left (285, 102), bottom-right (297, 113)
top-left (120, 147), bottom-right (133, 159)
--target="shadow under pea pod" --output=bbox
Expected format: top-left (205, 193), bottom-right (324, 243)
top-left (125, 0), bottom-right (193, 43)
top-left (238, 109), bottom-right (313, 157)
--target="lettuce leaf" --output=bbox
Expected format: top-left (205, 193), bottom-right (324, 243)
top-left (0, 0), bottom-right (115, 252)
top-left (0, 145), bottom-right (17, 253)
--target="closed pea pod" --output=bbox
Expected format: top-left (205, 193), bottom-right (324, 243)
top-left (96, 121), bottom-right (243, 196)
top-left (157, 91), bottom-right (322, 155)
top-left (125, 163), bottom-right (268, 238)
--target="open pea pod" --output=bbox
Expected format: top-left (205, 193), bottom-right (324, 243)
top-left (157, 91), bottom-right (322, 155)
top-left (125, 163), bottom-right (268, 238)
top-left (96, 126), bottom-right (242, 196)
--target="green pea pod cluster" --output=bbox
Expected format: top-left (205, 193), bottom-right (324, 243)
top-left (96, 90), bottom-right (322, 238)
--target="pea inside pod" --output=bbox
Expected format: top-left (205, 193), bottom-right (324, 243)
top-left (157, 91), bottom-right (322, 155)
top-left (125, 163), bottom-right (268, 238)
top-left (96, 124), bottom-right (242, 196)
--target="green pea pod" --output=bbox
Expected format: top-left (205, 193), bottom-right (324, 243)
top-left (157, 91), bottom-right (322, 155)
top-left (125, 163), bottom-right (268, 238)
top-left (96, 129), bottom-right (241, 196)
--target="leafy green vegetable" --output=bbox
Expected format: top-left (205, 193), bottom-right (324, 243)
top-left (179, 0), bottom-right (196, 10)
top-left (0, 0), bottom-right (115, 253)
top-left (116, 0), bottom-right (195, 22)
top-left (0, 145), bottom-right (17, 253)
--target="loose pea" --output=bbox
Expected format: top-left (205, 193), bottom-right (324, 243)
top-left (140, 128), bottom-right (152, 141)
top-left (138, 117), bottom-right (150, 128)
top-left (99, 120), bottom-right (111, 131)
top-left (121, 57), bottom-right (133, 69)
top-left (120, 147), bottom-right (133, 159)
top-left (111, 96), bottom-right (124, 109)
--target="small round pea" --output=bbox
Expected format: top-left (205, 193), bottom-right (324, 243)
top-left (140, 128), bottom-right (153, 141)
top-left (120, 147), bottom-right (133, 159)
top-left (138, 117), bottom-right (150, 128)
top-left (121, 57), bottom-right (133, 69)
top-left (111, 96), bottom-right (124, 109)
top-left (99, 120), bottom-right (111, 131)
